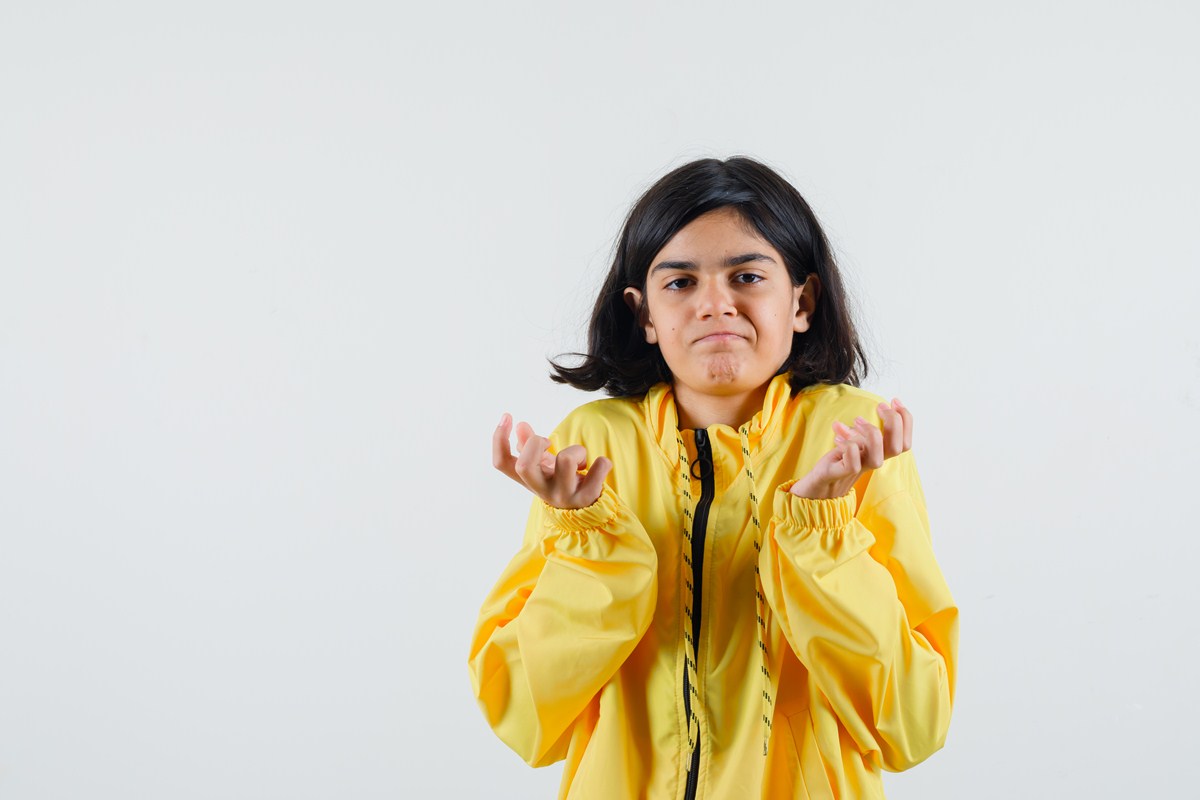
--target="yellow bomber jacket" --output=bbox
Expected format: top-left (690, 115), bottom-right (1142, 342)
top-left (467, 373), bottom-right (958, 799)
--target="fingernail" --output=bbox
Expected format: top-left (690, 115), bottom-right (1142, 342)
top-left (855, 416), bottom-right (868, 425)
top-left (893, 398), bottom-right (904, 409)
top-left (498, 412), bottom-right (508, 427)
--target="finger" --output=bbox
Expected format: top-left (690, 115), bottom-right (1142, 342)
top-left (845, 436), bottom-right (861, 475)
top-left (515, 433), bottom-right (554, 496)
top-left (877, 402), bottom-right (904, 458)
top-left (492, 412), bottom-right (512, 468)
top-left (491, 413), bottom-right (526, 486)
top-left (576, 455), bottom-right (612, 506)
top-left (834, 420), bottom-right (869, 462)
top-left (833, 432), bottom-right (859, 470)
top-left (552, 445), bottom-right (589, 503)
top-left (854, 416), bottom-right (885, 469)
top-left (832, 421), bottom-right (863, 462)
top-left (515, 421), bottom-right (557, 473)
top-left (514, 420), bottom-right (535, 452)
top-left (893, 398), bottom-right (913, 451)
top-left (554, 444), bottom-right (587, 473)
top-left (828, 439), bottom-right (854, 480)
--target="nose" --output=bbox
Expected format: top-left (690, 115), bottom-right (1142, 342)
top-left (695, 278), bottom-right (737, 319)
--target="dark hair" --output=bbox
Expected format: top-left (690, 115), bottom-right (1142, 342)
top-left (549, 156), bottom-right (869, 397)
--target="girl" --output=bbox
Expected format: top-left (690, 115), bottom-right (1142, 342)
top-left (468, 156), bottom-right (958, 799)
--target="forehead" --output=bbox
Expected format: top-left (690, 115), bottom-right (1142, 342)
top-left (651, 207), bottom-right (781, 267)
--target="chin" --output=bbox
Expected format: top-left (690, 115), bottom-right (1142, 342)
top-left (695, 356), bottom-right (769, 394)
top-left (685, 352), bottom-right (735, 384)
top-left (667, 352), bottom-right (776, 394)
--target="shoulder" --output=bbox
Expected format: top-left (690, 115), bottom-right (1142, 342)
top-left (548, 395), bottom-right (647, 452)
top-left (791, 382), bottom-right (892, 421)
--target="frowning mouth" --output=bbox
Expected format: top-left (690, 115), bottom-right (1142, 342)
top-left (694, 332), bottom-right (745, 344)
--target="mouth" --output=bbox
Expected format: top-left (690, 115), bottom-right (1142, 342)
top-left (694, 332), bottom-right (745, 344)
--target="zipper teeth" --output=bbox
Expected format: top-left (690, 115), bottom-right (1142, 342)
top-left (683, 429), bottom-right (714, 800)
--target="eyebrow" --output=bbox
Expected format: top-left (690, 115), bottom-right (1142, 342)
top-left (649, 252), bottom-right (776, 274)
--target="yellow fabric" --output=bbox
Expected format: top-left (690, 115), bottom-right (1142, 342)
top-left (467, 373), bottom-right (958, 799)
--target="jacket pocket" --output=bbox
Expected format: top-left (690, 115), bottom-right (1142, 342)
top-left (787, 707), bottom-right (836, 800)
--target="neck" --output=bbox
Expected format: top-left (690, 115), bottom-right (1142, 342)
top-left (673, 381), bottom-right (770, 431)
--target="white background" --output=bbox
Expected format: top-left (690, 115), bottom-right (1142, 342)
top-left (3, 2), bottom-right (1198, 798)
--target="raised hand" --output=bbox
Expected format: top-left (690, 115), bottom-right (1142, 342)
top-left (789, 398), bottom-right (913, 500)
top-left (492, 412), bottom-right (614, 510)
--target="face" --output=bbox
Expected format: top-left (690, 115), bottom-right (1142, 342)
top-left (623, 206), bottom-right (820, 401)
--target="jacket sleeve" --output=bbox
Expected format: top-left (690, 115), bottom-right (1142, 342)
top-left (759, 448), bottom-right (958, 772)
top-left (466, 476), bottom-right (658, 767)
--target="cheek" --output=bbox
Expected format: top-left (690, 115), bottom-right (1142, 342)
top-left (766, 308), bottom-right (794, 344)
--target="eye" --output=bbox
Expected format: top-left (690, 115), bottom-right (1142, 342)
top-left (734, 272), bottom-right (765, 285)
top-left (665, 277), bottom-right (692, 291)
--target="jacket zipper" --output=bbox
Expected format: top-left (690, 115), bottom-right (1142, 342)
top-left (684, 428), bottom-right (715, 800)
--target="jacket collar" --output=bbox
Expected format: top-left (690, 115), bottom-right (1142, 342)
top-left (642, 371), bottom-right (794, 459)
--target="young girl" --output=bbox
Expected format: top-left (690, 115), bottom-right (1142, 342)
top-left (468, 156), bottom-right (958, 799)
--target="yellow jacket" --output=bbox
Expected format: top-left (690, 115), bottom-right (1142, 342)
top-left (468, 373), bottom-right (958, 799)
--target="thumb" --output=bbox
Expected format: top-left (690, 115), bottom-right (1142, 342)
top-left (810, 443), bottom-right (850, 482)
top-left (577, 456), bottom-right (613, 504)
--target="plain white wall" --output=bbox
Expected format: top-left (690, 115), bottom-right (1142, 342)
top-left (3, 1), bottom-right (1198, 797)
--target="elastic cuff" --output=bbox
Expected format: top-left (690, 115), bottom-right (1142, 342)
top-left (540, 481), bottom-right (619, 533)
top-left (769, 481), bottom-right (872, 578)
top-left (774, 480), bottom-right (857, 529)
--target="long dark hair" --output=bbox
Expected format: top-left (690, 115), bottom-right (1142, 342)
top-left (549, 156), bottom-right (869, 397)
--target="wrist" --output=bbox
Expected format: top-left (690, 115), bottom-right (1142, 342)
top-left (788, 479), bottom-right (831, 500)
top-left (785, 478), bottom-right (853, 501)
top-left (541, 483), bottom-right (617, 532)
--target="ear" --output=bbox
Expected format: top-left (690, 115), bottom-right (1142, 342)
top-left (792, 274), bottom-right (821, 333)
top-left (623, 287), bottom-right (658, 344)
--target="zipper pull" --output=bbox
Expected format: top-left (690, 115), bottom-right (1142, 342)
top-left (691, 429), bottom-right (713, 480)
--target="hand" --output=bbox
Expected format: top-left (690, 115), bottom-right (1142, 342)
top-left (789, 398), bottom-right (913, 500)
top-left (492, 412), bottom-right (613, 510)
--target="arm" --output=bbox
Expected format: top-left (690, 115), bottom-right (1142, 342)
top-left (759, 449), bottom-right (958, 771)
top-left (467, 481), bottom-right (658, 767)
